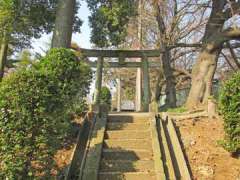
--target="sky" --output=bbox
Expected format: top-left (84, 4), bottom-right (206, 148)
top-left (31, 1), bottom-right (92, 55)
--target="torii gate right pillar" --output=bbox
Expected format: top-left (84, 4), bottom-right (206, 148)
top-left (135, 68), bottom-right (142, 112)
top-left (142, 56), bottom-right (150, 112)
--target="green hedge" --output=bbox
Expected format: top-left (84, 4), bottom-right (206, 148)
top-left (100, 86), bottom-right (112, 108)
top-left (0, 48), bottom-right (92, 179)
top-left (219, 72), bottom-right (240, 153)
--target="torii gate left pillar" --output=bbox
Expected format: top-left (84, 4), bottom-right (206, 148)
top-left (93, 56), bottom-right (103, 105)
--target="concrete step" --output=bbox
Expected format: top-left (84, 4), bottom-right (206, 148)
top-left (106, 122), bottom-right (150, 131)
top-left (105, 130), bottom-right (151, 139)
top-left (98, 172), bottom-right (157, 180)
top-left (103, 139), bottom-right (152, 151)
top-left (102, 149), bottom-right (153, 161)
top-left (108, 115), bottom-right (150, 124)
top-left (99, 160), bottom-right (155, 172)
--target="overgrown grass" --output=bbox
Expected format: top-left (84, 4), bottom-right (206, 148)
top-left (167, 106), bottom-right (187, 113)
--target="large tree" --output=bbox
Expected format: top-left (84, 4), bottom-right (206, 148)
top-left (153, 0), bottom-right (177, 108)
top-left (186, 0), bottom-right (240, 109)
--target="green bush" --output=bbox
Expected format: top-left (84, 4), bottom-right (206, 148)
top-left (37, 48), bottom-right (92, 117)
top-left (219, 72), bottom-right (240, 153)
top-left (100, 86), bottom-right (112, 107)
top-left (0, 48), bottom-right (92, 179)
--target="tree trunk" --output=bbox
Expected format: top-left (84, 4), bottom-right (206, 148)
top-left (153, 69), bottom-right (163, 103)
top-left (154, 2), bottom-right (177, 108)
top-left (52, 0), bottom-right (76, 48)
top-left (186, 49), bottom-right (220, 109)
top-left (0, 34), bottom-right (8, 80)
top-left (162, 50), bottom-right (177, 108)
top-left (150, 70), bottom-right (163, 113)
top-left (186, 0), bottom-right (228, 109)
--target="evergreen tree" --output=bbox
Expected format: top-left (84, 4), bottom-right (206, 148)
top-left (87, 0), bottom-right (137, 47)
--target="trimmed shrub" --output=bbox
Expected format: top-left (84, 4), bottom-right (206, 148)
top-left (100, 86), bottom-right (112, 107)
top-left (219, 72), bottom-right (240, 153)
top-left (37, 48), bottom-right (92, 117)
top-left (0, 48), bottom-right (92, 179)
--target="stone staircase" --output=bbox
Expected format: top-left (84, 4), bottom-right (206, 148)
top-left (98, 113), bottom-right (158, 180)
top-left (66, 112), bottom-right (191, 180)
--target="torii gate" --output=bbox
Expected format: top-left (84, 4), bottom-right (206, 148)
top-left (78, 48), bottom-right (163, 112)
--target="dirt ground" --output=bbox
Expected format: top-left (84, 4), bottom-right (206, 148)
top-left (53, 116), bottom-right (84, 177)
top-left (53, 143), bottom-right (75, 176)
top-left (175, 117), bottom-right (240, 180)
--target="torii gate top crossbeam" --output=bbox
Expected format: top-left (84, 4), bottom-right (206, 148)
top-left (77, 43), bottom-right (203, 58)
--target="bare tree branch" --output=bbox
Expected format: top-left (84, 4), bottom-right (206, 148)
top-left (220, 51), bottom-right (238, 71)
top-left (227, 41), bottom-right (240, 68)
